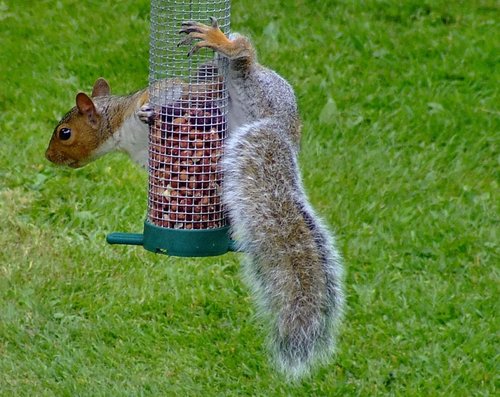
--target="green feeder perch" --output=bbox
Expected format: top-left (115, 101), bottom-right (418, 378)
top-left (107, 0), bottom-right (234, 257)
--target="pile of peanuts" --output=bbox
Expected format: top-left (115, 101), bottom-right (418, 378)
top-left (148, 100), bottom-right (226, 229)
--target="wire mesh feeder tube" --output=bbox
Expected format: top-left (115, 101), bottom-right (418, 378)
top-left (107, 0), bottom-right (233, 257)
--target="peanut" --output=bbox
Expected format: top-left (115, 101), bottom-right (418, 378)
top-left (148, 99), bottom-right (225, 230)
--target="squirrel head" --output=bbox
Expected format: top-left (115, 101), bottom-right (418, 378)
top-left (45, 78), bottom-right (112, 168)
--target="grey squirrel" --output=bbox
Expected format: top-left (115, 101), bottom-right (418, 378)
top-left (45, 78), bottom-right (217, 168)
top-left (45, 18), bottom-right (344, 380)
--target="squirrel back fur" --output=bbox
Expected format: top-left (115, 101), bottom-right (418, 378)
top-left (179, 19), bottom-right (345, 379)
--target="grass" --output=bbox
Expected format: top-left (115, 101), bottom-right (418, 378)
top-left (0, 0), bottom-right (498, 395)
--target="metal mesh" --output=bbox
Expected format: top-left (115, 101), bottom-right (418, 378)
top-left (147, 0), bottom-right (230, 230)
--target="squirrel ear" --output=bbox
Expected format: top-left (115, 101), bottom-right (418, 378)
top-left (76, 93), bottom-right (98, 125)
top-left (91, 78), bottom-right (111, 97)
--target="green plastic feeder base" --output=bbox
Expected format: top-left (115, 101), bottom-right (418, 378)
top-left (107, 221), bottom-right (237, 257)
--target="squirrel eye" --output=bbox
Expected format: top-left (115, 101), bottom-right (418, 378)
top-left (59, 127), bottom-right (72, 141)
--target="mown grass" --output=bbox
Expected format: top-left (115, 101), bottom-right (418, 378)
top-left (0, 0), bottom-right (498, 395)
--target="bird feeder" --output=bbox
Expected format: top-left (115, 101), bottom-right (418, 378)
top-left (107, 0), bottom-right (233, 256)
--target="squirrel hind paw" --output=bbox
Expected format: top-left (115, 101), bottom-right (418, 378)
top-left (137, 104), bottom-right (155, 125)
top-left (178, 18), bottom-right (227, 57)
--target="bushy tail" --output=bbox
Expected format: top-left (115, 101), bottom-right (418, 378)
top-left (222, 120), bottom-right (344, 380)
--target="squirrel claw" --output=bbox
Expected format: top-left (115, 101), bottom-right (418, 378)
top-left (209, 16), bottom-right (219, 28)
top-left (179, 20), bottom-right (206, 34)
top-left (187, 45), bottom-right (201, 57)
top-left (179, 18), bottom-right (220, 57)
top-left (177, 35), bottom-right (194, 47)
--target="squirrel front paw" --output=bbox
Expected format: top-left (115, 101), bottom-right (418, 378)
top-left (137, 103), bottom-right (155, 125)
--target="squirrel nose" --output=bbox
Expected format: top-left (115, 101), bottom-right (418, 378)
top-left (45, 148), bottom-right (55, 162)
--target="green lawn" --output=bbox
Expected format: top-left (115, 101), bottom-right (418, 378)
top-left (0, 0), bottom-right (498, 395)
